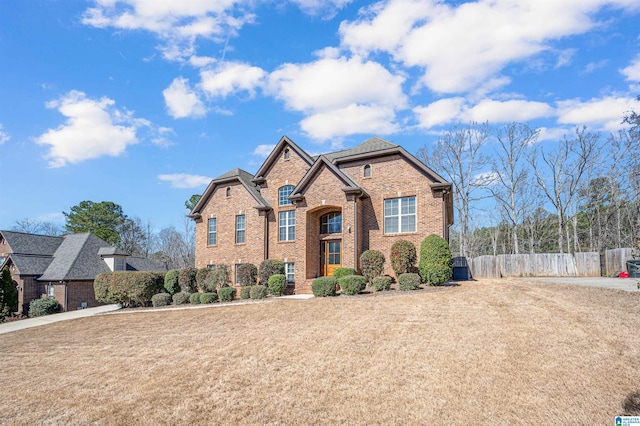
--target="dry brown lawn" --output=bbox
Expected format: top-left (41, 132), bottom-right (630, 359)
top-left (2, 279), bottom-right (640, 425)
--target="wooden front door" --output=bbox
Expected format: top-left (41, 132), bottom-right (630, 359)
top-left (321, 240), bottom-right (341, 276)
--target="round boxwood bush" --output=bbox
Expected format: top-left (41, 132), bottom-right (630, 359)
top-left (172, 291), bottom-right (191, 305)
top-left (164, 269), bottom-right (180, 295)
top-left (240, 286), bottom-right (251, 300)
top-left (333, 267), bottom-right (356, 279)
top-left (311, 277), bottom-right (337, 297)
top-left (360, 250), bottom-right (385, 282)
top-left (338, 275), bottom-right (367, 295)
top-left (372, 276), bottom-right (393, 291)
top-left (398, 273), bottom-right (421, 291)
top-left (259, 259), bottom-right (285, 285)
top-left (200, 292), bottom-right (218, 304)
top-left (419, 234), bottom-right (453, 286)
top-left (268, 274), bottom-right (286, 296)
top-left (152, 293), bottom-right (172, 307)
top-left (250, 285), bottom-right (268, 300)
top-left (390, 240), bottom-right (417, 277)
top-left (28, 297), bottom-right (59, 317)
top-left (189, 292), bottom-right (201, 304)
top-left (218, 287), bottom-right (236, 302)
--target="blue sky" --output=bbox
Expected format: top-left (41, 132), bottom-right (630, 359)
top-left (1, 0), bottom-right (639, 232)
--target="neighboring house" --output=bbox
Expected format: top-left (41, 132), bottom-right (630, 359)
top-left (0, 230), bottom-right (167, 314)
top-left (188, 136), bottom-right (454, 293)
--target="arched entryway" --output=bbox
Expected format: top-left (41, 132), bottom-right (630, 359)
top-left (305, 206), bottom-right (343, 278)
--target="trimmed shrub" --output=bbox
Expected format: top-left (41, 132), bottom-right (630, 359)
top-left (200, 292), bottom-right (218, 304)
top-left (250, 285), bottom-right (268, 300)
top-left (390, 240), bottom-right (417, 277)
top-left (360, 250), bottom-right (385, 282)
top-left (338, 275), bottom-right (367, 295)
top-left (196, 268), bottom-right (211, 291)
top-left (259, 259), bottom-right (285, 285)
top-left (311, 277), bottom-right (337, 297)
top-left (237, 263), bottom-right (258, 286)
top-left (268, 274), bottom-right (286, 296)
top-left (189, 292), bottom-right (201, 304)
top-left (398, 273), bottom-right (421, 291)
top-left (372, 276), bottom-right (393, 291)
top-left (172, 291), bottom-right (191, 305)
top-left (151, 293), bottom-right (172, 307)
top-left (164, 269), bottom-right (180, 295)
top-left (240, 286), bottom-right (251, 300)
top-left (28, 297), bottom-right (59, 317)
top-left (333, 267), bottom-right (356, 279)
top-left (419, 234), bottom-right (453, 286)
top-left (218, 287), bottom-right (236, 302)
top-left (203, 264), bottom-right (231, 291)
top-left (95, 271), bottom-right (165, 307)
top-left (178, 267), bottom-right (198, 293)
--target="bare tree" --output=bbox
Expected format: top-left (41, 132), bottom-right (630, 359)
top-left (488, 123), bottom-right (539, 254)
top-left (12, 218), bottom-right (64, 236)
top-left (527, 127), bottom-right (599, 253)
top-left (418, 122), bottom-right (491, 257)
top-left (151, 219), bottom-right (195, 269)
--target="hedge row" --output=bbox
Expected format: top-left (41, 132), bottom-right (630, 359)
top-left (95, 271), bottom-right (165, 307)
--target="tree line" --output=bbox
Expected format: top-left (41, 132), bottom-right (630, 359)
top-left (419, 97), bottom-right (639, 257)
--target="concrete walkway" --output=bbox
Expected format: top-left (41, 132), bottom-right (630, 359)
top-left (520, 276), bottom-right (640, 292)
top-left (0, 304), bottom-right (121, 335)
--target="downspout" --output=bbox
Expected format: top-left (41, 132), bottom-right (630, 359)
top-left (264, 211), bottom-right (269, 260)
top-left (65, 281), bottom-right (68, 312)
top-left (354, 197), bottom-right (358, 272)
top-left (442, 190), bottom-right (449, 243)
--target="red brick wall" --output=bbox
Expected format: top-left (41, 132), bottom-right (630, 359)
top-left (65, 281), bottom-right (101, 311)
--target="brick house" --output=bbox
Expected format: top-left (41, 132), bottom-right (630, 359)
top-left (188, 136), bottom-right (453, 293)
top-left (0, 230), bottom-right (167, 314)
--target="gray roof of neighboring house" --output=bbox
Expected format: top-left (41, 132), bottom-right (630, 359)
top-left (126, 256), bottom-right (168, 272)
top-left (8, 254), bottom-right (55, 275)
top-left (98, 246), bottom-right (128, 256)
top-left (0, 230), bottom-right (63, 256)
top-left (38, 233), bottom-right (112, 281)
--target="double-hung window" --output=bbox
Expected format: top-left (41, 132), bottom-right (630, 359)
top-left (236, 215), bottom-right (246, 244)
top-left (279, 211), bottom-right (296, 241)
top-left (285, 262), bottom-right (295, 284)
top-left (208, 218), bottom-right (217, 246)
top-left (384, 196), bottom-right (416, 234)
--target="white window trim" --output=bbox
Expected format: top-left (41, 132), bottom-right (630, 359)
top-left (208, 218), bottom-right (217, 246)
top-left (279, 211), bottom-right (296, 241)
top-left (384, 196), bottom-right (417, 234)
top-left (285, 262), bottom-right (295, 284)
top-left (236, 215), bottom-right (246, 244)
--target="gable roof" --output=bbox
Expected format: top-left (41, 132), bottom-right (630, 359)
top-left (0, 230), bottom-right (63, 256)
top-left (38, 233), bottom-right (112, 281)
top-left (252, 135), bottom-right (315, 184)
top-left (5, 254), bottom-right (54, 276)
top-left (189, 168), bottom-right (271, 217)
top-left (322, 137), bottom-right (399, 162)
top-left (289, 155), bottom-right (369, 201)
top-left (126, 256), bottom-right (168, 272)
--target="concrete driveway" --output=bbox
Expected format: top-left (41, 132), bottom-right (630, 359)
top-left (0, 304), bottom-right (121, 335)
top-left (519, 276), bottom-right (640, 292)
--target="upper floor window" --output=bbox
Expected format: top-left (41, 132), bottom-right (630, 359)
top-left (236, 215), bottom-right (246, 244)
top-left (279, 211), bottom-right (296, 241)
top-left (279, 185), bottom-right (295, 206)
top-left (284, 148), bottom-right (290, 159)
top-left (208, 218), bottom-right (217, 246)
top-left (364, 164), bottom-right (371, 177)
top-left (226, 187), bottom-right (231, 197)
top-left (384, 196), bottom-right (416, 234)
top-left (320, 212), bottom-right (342, 234)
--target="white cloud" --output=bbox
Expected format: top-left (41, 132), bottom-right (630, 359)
top-left (414, 98), bottom-right (553, 128)
top-left (266, 56), bottom-right (406, 139)
top-left (0, 124), bottom-right (9, 144)
top-left (620, 55), bottom-right (640, 82)
top-left (200, 62), bottom-right (266, 98)
top-left (288, 0), bottom-right (352, 18)
top-left (36, 212), bottom-right (66, 224)
top-left (158, 173), bottom-right (212, 188)
top-left (253, 144), bottom-right (275, 158)
top-left (341, 0), bottom-right (640, 93)
top-left (556, 96), bottom-right (638, 131)
top-left (36, 90), bottom-right (143, 167)
top-left (472, 171), bottom-right (500, 186)
top-left (300, 104), bottom-right (399, 140)
top-left (163, 77), bottom-right (206, 119)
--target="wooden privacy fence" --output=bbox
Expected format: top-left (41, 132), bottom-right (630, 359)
top-left (468, 252), bottom-right (601, 278)
top-left (605, 248), bottom-right (633, 277)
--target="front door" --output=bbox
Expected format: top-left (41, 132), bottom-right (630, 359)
top-left (321, 241), bottom-right (341, 276)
